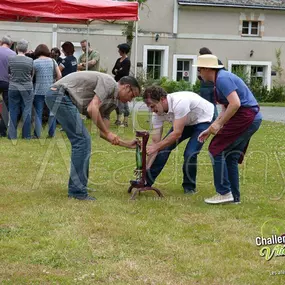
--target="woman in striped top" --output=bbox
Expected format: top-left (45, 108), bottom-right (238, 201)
top-left (8, 39), bottom-right (33, 139)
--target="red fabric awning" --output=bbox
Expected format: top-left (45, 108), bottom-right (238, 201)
top-left (0, 0), bottom-right (138, 24)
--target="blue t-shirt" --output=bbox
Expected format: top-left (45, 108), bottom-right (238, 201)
top-left (60, 55), bottom-right (77, 77)
top-left (216, 69), bottom-right (261, 119)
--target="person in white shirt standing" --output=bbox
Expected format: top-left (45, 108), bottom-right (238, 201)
top-left (143, 86), bottom-right (214, 194)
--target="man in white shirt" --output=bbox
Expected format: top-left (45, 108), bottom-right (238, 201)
top-left (143, 86), bottom-right (214, 194)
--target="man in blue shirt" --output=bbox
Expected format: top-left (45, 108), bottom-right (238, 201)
top-left (196, 54), bottom-right (262, 205)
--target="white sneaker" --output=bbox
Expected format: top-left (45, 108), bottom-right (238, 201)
top-left (204, 192), bottom-right (234, 204)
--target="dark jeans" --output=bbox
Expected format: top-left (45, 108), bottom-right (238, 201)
top-left (33, 95), bottom-right (56, 138)
top-left (8, 89), bottom-right (34, 139)
top-left (45, 88), bottom-right (91, 198)
top-left (146, 122), bottom-right (210, 190)
top-left (0, 80), bottom-right (9, 137)
top-left (211, 117), bottom-right (262, 200)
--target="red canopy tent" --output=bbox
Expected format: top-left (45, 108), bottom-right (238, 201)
top-left (0, 0), bottom-right (138, 23)
top-left (0, 0), bottom-right (139, 74)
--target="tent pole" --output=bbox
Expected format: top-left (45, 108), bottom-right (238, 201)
top-left (134, 20), bottom-right (138, 78)
top-left (134, 4), bottom-right (139, 78)
top-left (86, 22), bottom-right (90, 71)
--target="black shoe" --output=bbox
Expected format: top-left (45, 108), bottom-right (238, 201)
top-left (232, 197), bottom-right (241, 204)
top-left (68, 195), bottom-right (96, 201)
top-left (46, 135), bottom-right (54, 139)
top-left (184, 188), bottom-right (197, 195)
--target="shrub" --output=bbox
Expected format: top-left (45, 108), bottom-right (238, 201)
top-left (265, 86), bottom-right (285, 102)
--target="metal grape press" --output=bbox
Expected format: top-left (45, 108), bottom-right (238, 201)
top-left (128, 131), bottom-right (163, 200)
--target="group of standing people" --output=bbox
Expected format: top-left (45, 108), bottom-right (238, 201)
top-left (0, 36), bottom-right (101, 140)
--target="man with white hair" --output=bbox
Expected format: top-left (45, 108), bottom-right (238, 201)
top-left (0, 35), bottom-right (16, 137)
top-left (8, 39), bottom-right (33, 139)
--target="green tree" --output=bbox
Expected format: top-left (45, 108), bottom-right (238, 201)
top-left (272, 48), bottom-right (284, 86)
top-left (123, 0), bottom-right (148, 57)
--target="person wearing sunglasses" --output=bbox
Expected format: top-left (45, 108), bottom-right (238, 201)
top-left (45, 71), bottom-right (141, 200)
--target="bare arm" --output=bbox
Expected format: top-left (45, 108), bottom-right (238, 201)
top-left (146, 127), bottom-right (163, 169)
top-left (58, 64), bottom-right (64, 72)
top-left (146, 116), bottom-right (187, 156)
top-left (217, 91), bottom-right (240, 126)
top-left (55, 66), bottom-right (62, 81)
top-left (100, 117), bottom-right (136, 148)
top-left (87, 96), bottom-right (119, 145)
top-left (198, 92), bottom-right (241, 142)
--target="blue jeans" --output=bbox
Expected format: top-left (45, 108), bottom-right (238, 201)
top-left (146, 122), bottom-right (210, 190)
top-left (211, 117), bottom-right (262, 200)
top-left (33, 95), bottom-right (56, 138)
top-left (8, 89), bottom-right (34, 139)
top-left (0, 80), bottom-right (9, 136)
top-left (45, 88), bottom-right (91, 198)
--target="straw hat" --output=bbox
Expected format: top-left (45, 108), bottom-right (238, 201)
top-left (193, 54), bottom-right (224, 69)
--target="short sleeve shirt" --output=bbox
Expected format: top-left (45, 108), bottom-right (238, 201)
top-left (78, 50), bottom-right (100, 71)
top-left (52, 71), bottom-right (118, 117)
top-left (152, 91), bottom-right (214, 129)
top-left (60, 55), bottom-right (77, 77)
top-left (216, 69), bottom-right (262, 119)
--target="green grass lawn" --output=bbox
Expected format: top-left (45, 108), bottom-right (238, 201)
top-left (259, 102), bottom-right (285, 107)
top-left (1, 116), bottom-right (285, 285)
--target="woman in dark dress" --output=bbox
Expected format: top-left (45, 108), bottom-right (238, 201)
top-left (112, 43), bottom-right (131, 127)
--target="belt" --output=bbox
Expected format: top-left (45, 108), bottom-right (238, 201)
top-left (50, 86), bottom-right (69, 96)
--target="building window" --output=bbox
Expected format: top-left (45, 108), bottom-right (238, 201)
top-left (172, 54), bottom-right (197, 84)
top-left (147, 50), bottom-right (162, 79)
top-left (177, 60), bottom-right (191, 81)
top-left (242, 21), bottom-right (260, 36)
top-left (251, 66), bottom-right (264, 84)
top-left (229, 60), bottom-right (272, 90)
top-left (143, 45), bottom-right (169, 79)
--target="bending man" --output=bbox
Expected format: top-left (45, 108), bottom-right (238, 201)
top-left (45, 71), bottom-right (141, 200)
top-left (143, 86), bottom-right (214, 194)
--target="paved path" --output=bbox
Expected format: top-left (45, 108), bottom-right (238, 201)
top-left (130, 102), bottom-right (285, 123)
top-left (260, 106), bottom-right (285, 123)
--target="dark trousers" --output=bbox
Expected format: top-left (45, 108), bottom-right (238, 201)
top-left (0, 81), bottom-right (9, 136)
top-left (146, 122), bottom-right (210, 190)
top-left (212, 118), bottom-right (262, 200)
top-left (8, 89), bottom-right (34, 139)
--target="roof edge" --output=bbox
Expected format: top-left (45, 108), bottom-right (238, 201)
top-left (177, 0), bottom-right (285, 11)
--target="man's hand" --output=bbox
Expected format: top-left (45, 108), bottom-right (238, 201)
top-left (209, 121), bottom-right (223, 135)
top-left (77, 63), bottom-right (84, 71)
top-left (127, 139), bottom-right (138, 149)
top-left (198, 129), bottom-right (211, 143)
top-left (147, 144), bottom-right (159, 156)
top-left (117, 139), bottom-right (138, 149)
top-left (106, 132), bottom-right (120, 145)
